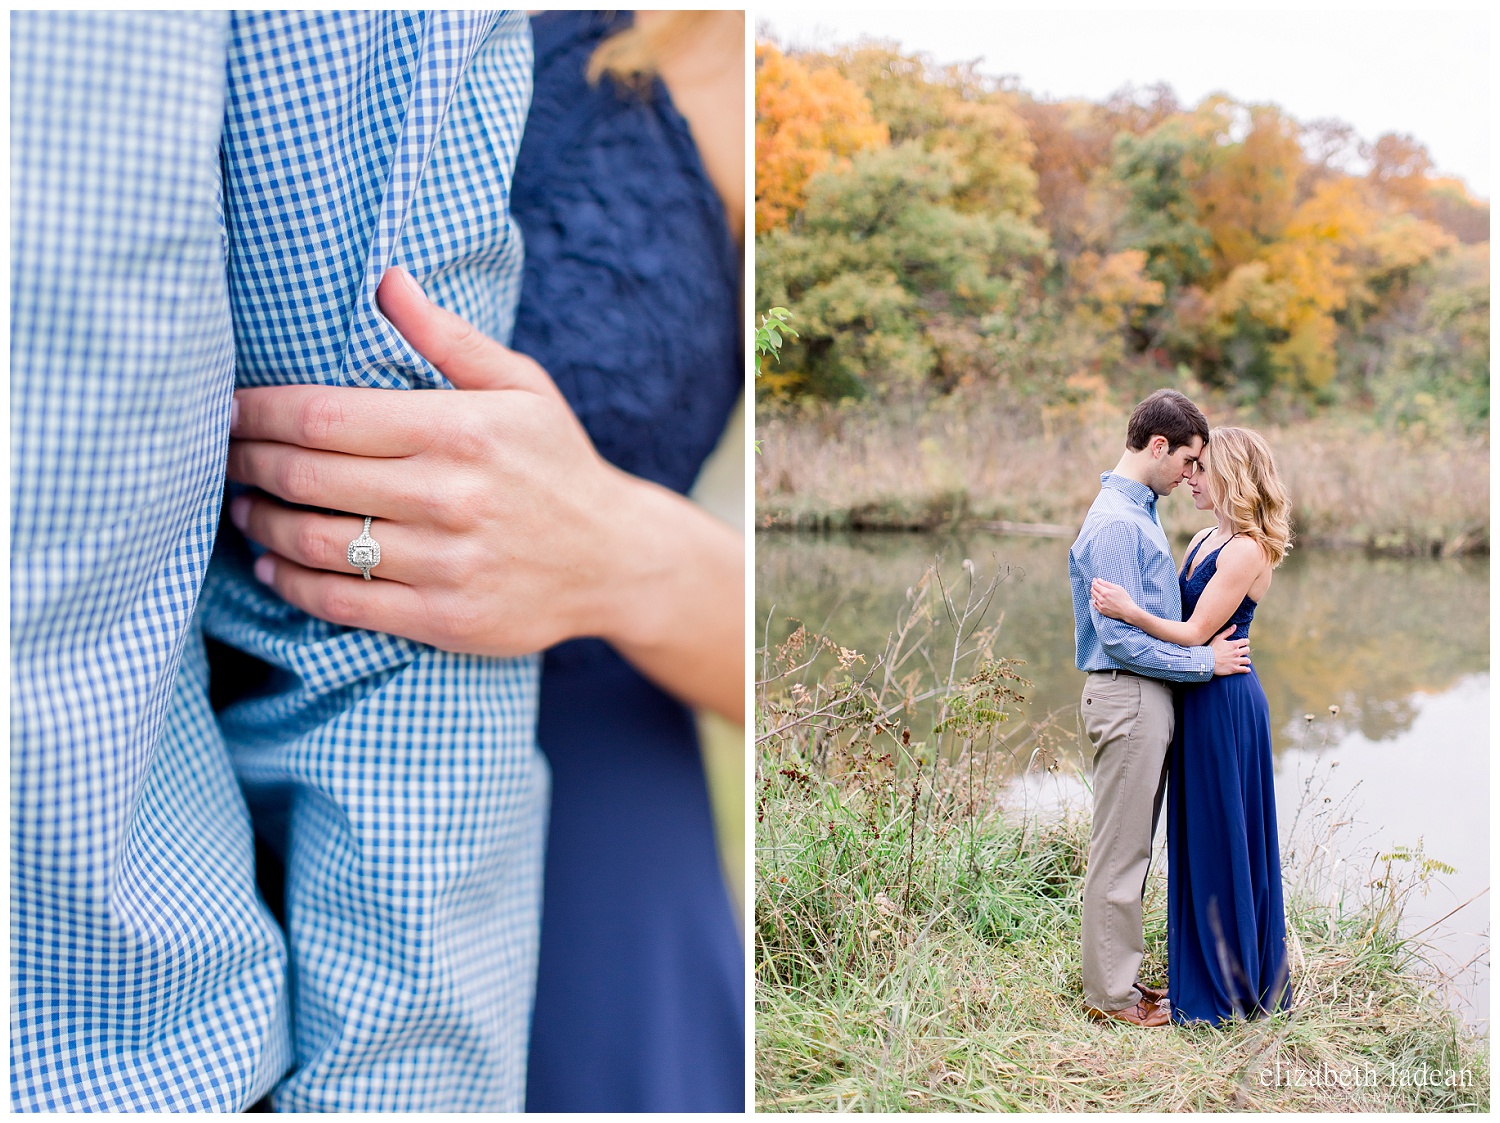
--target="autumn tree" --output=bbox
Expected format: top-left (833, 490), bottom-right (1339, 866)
top-left (755, 43), bottom-right (888, 231)
top-left (1416, 178), bottom-right (1489, 245)
top-left (1298, 116), bottom-right (1361, 196)
top-left (1013, 96), bottom-right (1119, 261)
top-left (1364, 132), bottom-right (1434, 211)
top-left (754, 43), bottom-right (1484, 414)
top-left (1193, 100), bottom-right (1304, 275)
top-left (1100, 82), bottom-right (1184, 138)
top-left (757, 142), bottom-right (1049, 398)
top-left (1105, 99), bottom-right (1458, 396)
top-left (828, 45), bottom-right (1041, 220)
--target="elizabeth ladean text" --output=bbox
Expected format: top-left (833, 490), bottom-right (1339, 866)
top-left (1261, 1060), bottom-right (1475, 1090)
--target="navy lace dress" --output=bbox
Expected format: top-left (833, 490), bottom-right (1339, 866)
top-left (1167, 535), bottom-right (1290, 1025)
top-left (509, 11), bottom-right (744, 1112)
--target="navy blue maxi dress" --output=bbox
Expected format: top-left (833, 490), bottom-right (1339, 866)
top-left (509, 11), bottom-right (745, 1112)
top-left (1167, 535), bottom-right (1291, 1025)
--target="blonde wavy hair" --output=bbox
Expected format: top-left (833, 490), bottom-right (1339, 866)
top-left (1202, 426), bottom-right (1294, 566)
top-left (587, 12), bottom-right (737, 87)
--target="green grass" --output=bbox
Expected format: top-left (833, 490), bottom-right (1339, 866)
top-left (754, 561), bottom-right (1488, 1111)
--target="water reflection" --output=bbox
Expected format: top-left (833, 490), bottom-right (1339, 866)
top-left (756, 532), bottom-right (1488, 756)
top-left (1274, 675), bottom-right (1490, 1029)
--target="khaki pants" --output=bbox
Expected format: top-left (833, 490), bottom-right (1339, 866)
top-left (1079, 670), bottom-right (1174, 1011)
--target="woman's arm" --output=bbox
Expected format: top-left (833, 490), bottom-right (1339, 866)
top-left (1090, 536), bottom-right (1264, 647)
top-left (596, 472), bottom-right (744, 720)
top-left (227, 268), bottom-right (744, 723)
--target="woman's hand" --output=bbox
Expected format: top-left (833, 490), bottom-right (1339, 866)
top-left (229, 268), bottom-right (625, 657)
top-left (226, 267), bottom-right (744, 719)
top-left (1089, 578), bottom-right (1140, 625)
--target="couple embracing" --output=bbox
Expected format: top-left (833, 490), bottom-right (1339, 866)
top-left (1069, 389), bottom-right (1294, 1028)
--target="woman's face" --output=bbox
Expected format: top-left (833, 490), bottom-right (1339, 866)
top-left (1188, 458), bottom-right (1216, 511)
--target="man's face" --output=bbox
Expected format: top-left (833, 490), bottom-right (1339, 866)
top-left (1145, 434), bottom-right (1204, 497)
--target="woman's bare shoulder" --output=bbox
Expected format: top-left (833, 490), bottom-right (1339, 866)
top-left (1221, 534), bottom-right (1272, 573)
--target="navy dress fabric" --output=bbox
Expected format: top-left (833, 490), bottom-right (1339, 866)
top-left (509, 11), bottom-right (745, 1112)
top-left (1167, 535), bottom-right (1290, 1025)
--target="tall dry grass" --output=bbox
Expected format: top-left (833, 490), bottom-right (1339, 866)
top-left (756, 395), bottom-right (1488, 554)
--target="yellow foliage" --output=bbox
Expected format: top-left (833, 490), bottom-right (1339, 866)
top-left (1081, 250), bottom-right (1164, 307)
top-left (1361, 213), bottom-right (1455, 281)
top-left (1209, 261), bottom-right (1292, 333)
top-left (753, 57), bottom-right (1479, 407)
top-left (1193, 103), bottom-right (1303, 275)
top-left (757, 369), bottom-right (805, 396)
top-left (1270, 311), bottom-right (1339, 389)
top-left (1151, 104), bottom-right (1461, 393)
top-left (931, 96), bottom-right (1040, 218)
top-left (1425, 175), bottom-right (1483, 206)
top-left (1071, 250), bottom-right (1165, 331)
top-left (1209, 178), bottom-right (1451, 389)
top-left (755, 43), bottom-right (888, 231)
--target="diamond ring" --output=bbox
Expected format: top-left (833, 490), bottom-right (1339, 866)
top-left (347, 516), bottom-right (381, 580)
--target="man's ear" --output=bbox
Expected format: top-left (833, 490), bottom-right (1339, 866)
top-left (1149, 434), bottom-right (1169, 459)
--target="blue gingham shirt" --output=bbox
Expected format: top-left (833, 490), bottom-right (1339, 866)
top-left (12, 12), bottom-right (543, 1112)
top-left (1069, 473), bottom-right (1214, 682)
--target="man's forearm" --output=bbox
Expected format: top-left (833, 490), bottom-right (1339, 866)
top-left (1097, 613), bottom-right (1212, 682)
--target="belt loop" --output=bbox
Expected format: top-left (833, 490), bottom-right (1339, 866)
top-left (1110, 669), bottom-right (1118, 680)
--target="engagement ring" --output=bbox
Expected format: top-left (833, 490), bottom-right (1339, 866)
top-left (347, 516), bottom-right (381, 580)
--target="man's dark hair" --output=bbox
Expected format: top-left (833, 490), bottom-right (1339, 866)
top-left (1125, 389), bottom-right (1209, 453)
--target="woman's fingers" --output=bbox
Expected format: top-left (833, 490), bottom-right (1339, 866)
top-left (231, 385), bottom-right (435, 456)
top-left (232, 496), bottom-right (416, 584)
top-left (376, 267), bottom-right (557, 396)
top-left (252, 552), bottom-right (433, 641)
top-left (227, 439), bottom-right (435, 523)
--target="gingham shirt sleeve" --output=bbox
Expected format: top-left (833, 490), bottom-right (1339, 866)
top-left (10, 12), bottom-right (293, 1111)
top-left (202, 12), bottom-right (547, 1112)
top-left (1086, 521), bottom-right (1214, 682)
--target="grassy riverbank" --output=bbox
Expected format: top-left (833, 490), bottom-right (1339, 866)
top-left (756, 783), bottom-right (1488, 1111)
top-left (754, 562), bottom-right (1488, 1111)
top-left (755, 396), bottom-right (1488, 555)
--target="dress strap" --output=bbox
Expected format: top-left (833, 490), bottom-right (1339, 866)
top-left (1181, 532), bottom-right (1212, 575)
top-left (1184, 530), bottom-right (1242, 578)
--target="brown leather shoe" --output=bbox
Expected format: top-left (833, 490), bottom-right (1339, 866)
top-left (1134, 982), bottom-right (1166, 1005)
top-left (1085, 998), bottom-right (1169, 1027)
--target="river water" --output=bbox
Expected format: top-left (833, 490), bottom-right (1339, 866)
top-left (756, 530), bottom-right (1489, 1027)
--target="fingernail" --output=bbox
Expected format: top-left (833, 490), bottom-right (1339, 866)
top-left (229, 396), bottom-right (240, 434)
top-left (254, 555), bottom-right (276, 585)
top-left (398, 267), bottom-right (428, 302)
top-left (229, 496), bottom-right (250, 531)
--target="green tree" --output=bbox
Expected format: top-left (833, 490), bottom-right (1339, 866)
top-left (829, 46), bottom-right (1041, 220)
top-left (1370, 243), bottom-right (1489, 434)
top-left (1110, 120), bottom-right (1214, 292)
top-left (757, 143), bottom-right (1049, 398)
